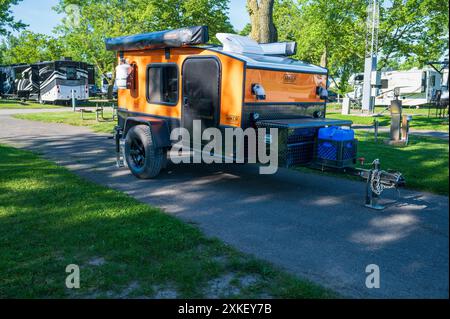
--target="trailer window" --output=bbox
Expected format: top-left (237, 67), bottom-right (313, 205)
top-left (66, 67), bottom-right (78, 80)
top-left (381, 79), bottom-right (389, 89)
top-left (147, 64), bottom-right (178, 106)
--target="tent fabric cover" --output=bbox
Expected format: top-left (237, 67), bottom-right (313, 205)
top-left (105, 26), bottom-right (209, 52)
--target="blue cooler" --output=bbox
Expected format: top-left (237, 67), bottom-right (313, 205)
top-left (316, 126), bottom-right (357, 168)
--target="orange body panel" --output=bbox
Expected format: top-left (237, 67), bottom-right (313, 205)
top-left (244, 69), bottom-right (327, 103)
top-left (119, 47), bottom-right (245, 127)
top-left (119, 47), bottom-right (327, 128)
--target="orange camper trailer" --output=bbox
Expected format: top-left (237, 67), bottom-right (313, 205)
top-left (105, 26), bottom-right (404, 210)
top-left (106, 26), bottom-right (354, 175)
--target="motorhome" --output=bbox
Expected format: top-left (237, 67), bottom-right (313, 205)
top-left (0, 59), bottom-right (94, 103)
top-left (0, 65), bottom-right (16, 97)
top-left (33, 59), bottom-right (92, 103)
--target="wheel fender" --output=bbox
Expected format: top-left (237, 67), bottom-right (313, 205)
top-left (123, 116), bottom-right (171, 149)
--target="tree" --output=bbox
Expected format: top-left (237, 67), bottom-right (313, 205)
top-left (273, 0), bottom-right (449, 94)
top-left (239, 23), bottom-right (252, 36)
top-left (54, 0), bottom-right (234, 97)
top-left (0, 0), bottom-right (26, 35)
top-left (377, 0), bottom-right (449, 70)
top-left (274, 0), bottom-right (367, 93)
top-left (1, 31), bottom-right (64, 64)
top-left (148, 0), bottom-right (234, 43)
top-left (247, 0), bottom-right (277, 43)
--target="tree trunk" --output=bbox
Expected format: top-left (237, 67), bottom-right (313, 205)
top-left (247, 0), bottom-right (277, 43)
top-left (320, 47), bottom-right (328, 68)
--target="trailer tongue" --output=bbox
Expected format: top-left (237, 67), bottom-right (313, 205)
top-left (256, 117), bottom-right (405, 210)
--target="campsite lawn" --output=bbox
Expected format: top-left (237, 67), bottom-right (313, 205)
top-left (13, 111), bottom-right (116, 134)
top-left (0, 99), bottom-right (62, 109)
top-left (0, 99), bottom-right (117, 110)
top-left (0, 144), bottom-right (334, 299)
top-left (326, 108), bottom-right (449, 132)
top-left (355, 133), bottom-right (449, 195)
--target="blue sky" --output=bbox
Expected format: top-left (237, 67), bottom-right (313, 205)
top-left (11, 0), bottom-right (250, 36)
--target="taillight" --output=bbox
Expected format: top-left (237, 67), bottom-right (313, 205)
top-left (57, 85), bottom-right (60, 93)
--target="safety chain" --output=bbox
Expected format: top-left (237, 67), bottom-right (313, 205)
top-left (370, 169), bottom-right (401, 196)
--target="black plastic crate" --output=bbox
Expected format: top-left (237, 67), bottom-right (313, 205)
top-left (315, 138), bottom-right (357, 168)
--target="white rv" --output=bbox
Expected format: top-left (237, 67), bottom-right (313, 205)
top-left (375, 68), bottom-right (442, 106)
top-left (101, 72), bottom-right (118, 97)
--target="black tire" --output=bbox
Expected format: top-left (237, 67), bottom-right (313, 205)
top-left (124, 125), bottom-right (164, 179)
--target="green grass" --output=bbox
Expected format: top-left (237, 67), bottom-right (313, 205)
top-left (0, 99), bottom-right (63, 109)
top-left (298, 133), bottom-right (448, 195)
top-left (13, 111), bottom-right (116, 134)
top-left (354, 132), bottom-right (448, 195)
top-left (296, 137), bottom-right (448, 196)
top-left (0, 144), bottom-right (334, 299)
top-left (0, 98), bottom-right (117, 109)
top-left (327, 113), bottom-right (449, 132)
top-left (326, 105), bottom-right (449, 132)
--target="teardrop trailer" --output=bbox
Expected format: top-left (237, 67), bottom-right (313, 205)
top-left (105, 26), bottom-right (405, 210)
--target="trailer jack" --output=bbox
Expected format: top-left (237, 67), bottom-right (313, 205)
top-left (353, 159), bottom-right (405, 210)
top-left (114, 126), bottom-right (125, 168)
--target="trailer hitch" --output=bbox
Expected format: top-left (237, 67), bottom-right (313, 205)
top-left (353, 159), bottom-right (405, 210)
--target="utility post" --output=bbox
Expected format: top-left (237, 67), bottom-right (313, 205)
top-left (71, 89), bottom-right (76, 112)
top-left (362, 0), bottom-right (380, 114)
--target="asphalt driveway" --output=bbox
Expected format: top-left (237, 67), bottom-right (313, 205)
top-left (0, 110), bottom-right (448, 298)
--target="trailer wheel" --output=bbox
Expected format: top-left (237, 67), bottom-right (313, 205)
top-left (124, 125), bottom-right (164, 179)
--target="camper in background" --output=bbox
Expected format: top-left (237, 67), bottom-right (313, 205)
top-left (376, 68), bottom-right (442, 107)
top-left (0, 65), bottom-right (16, 97)
top-left (35, 59), bottom-right (91, 104)
top-left (0, 59), bottom-right (95, 104)
top-left (347, 68), bottom-right (442, 108)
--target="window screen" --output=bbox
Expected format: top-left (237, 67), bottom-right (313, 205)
top-left (147, 64), bottom-right (178, 105)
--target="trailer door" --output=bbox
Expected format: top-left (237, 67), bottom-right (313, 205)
top-left (182, 57), bottom-right (221, 142)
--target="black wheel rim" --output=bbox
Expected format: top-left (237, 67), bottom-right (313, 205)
top-left (130, 139), bottom-right (146, 169)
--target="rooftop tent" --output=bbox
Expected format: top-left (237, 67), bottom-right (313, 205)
top-left (105, 26), bottom-right (209, 52)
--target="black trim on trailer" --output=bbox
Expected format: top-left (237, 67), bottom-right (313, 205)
top-left (244, 102), bottom-right (326, 106)
top-left (117, 108), bottom-right (181, 132)
top-left (145, 62), bottom-right (179, 107)
top-left (117, 107), bottom-right (179, 121)
top-left (240, 62), bottom-right (248, 128)
top-left (240, 103), bottom-right (327, 129)
top-left (246, 65), bottom-right (328, 75)
top-left (219, 124), bottom-right (240, 130)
